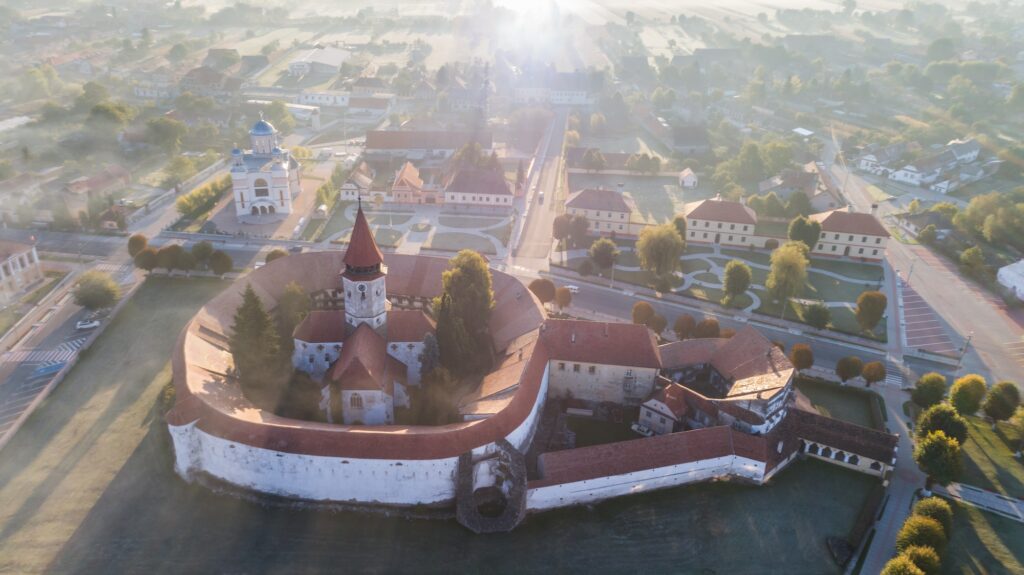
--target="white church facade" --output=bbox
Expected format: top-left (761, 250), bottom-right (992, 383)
top-left (230, 116), bottom-right (302, 222)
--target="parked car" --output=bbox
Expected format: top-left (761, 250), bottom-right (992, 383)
top-left (289, 245), bottom-right (303, 253)
top-left (538, 190), bottom-right (545, 204)
top-left (565, 285), bottom-right (580, 294)
top-left (75, 320), bottom-right (101, 330)
top-left (631, 422), bottom-right (655, 437)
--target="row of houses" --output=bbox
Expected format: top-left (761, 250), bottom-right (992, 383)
top-left (856, 138), bottom-right (999, 194)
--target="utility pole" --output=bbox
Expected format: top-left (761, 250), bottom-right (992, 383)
top-left (956, 331), bottom-right (974, 374)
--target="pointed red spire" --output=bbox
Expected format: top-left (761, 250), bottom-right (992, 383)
top-left (343, 204), bottom-right (383, 269)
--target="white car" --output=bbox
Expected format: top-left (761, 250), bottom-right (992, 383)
top-left (631, 422), bottom-right (655, 437)
top-left (75, 320), bottom-right (101, 330)
top-left (565, 285), bottom-right (580, 294)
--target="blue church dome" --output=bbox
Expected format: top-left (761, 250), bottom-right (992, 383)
top-left (250, 119), bottom-right (277, 136)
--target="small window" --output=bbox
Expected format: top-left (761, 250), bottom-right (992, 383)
top-left (308, 355), bottom-right (315, 363)
top-left (848, 235), bottom-right (853, 241)
top-left (872, 249), bottom-right (878, 255)
top-left (625, 369), bottom-right (633, 377)
top-left (728, 235), bottom-right (733, 241)
top-left (660, 417), bottom-right (666, 424)
top-left (875, 237), bottom-right (881, 244)
top-left (831, 245), bottom-right (837, 252)
top-left (703, 232), bottom-right (708, 239)
top-left (573, 364), bottom-right (580, 373)
top-left (588, 365), bottom-right (596, 375)
top-left (350, 394), bottom-right (363, 409)
top-left (558, 362), bottom-right (565, 371)
top-left (730, 224), bottom-right (735, 230)
top-left (861, 236), bottom-right (867, 242)
top-left (858, 247), bottom-right (864, 254)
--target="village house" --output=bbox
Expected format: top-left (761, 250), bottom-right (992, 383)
top-left (352, 76), bottom-right (391, 96)
top-left (179, 66), bottom-right (242, 103)
top-left (62, 165), bottom-right (131, 214)
top-left (997, 260), bottom-right (1024, 301)
top-left (131, 66), bottom-right (179, 101)
top-left (347, 96), bottom-right (393, 119)
top-left (390, 161), bottom-right (443, 204)
top-left (0, 241), bottom-right (44, 306)
top-left (810, 208), bottom-right (889, 261)
top-left (564, 187), bottom-right (646, 237)
top-left (678, 168), bottom-right (698, 189)
top-left (443, 168), bottom-right (514, 212)
top-left (683, 197), bottom-right (759, 248)
top-left (855, 142), bottom-right (908, 175)
top-left (897, 211), bottom-right (953, 240)
top-left (365, 130), bottom-right (492, 160)
top-left (298, 90), bottom-right (351, 108)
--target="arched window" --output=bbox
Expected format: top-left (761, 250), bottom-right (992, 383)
top-left (254, 179), bottom-right (269, 198)
top-left (350, 394), bottom-right (363, 409)
top-left (870, 461), bottom-right (882, 471)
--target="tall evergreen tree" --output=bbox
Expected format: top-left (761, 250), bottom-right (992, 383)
top-left (230, 285), bottom-right (282, 394)
top-left (433, 250), bottom-right (495, 375)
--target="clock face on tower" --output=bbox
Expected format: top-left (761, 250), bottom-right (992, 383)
top-left (358, 284), bottom-right (367, 292)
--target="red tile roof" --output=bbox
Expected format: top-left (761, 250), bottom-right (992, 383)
top-left (565, 188), bottom-right (635, 213)
top-left (685, 198), bottom-right (757, 225)
top-left (789, 407), bottom-right (898, 462)
top-left (386, 309), bottom-right (435, 343)
top-left (329, 323), bottom-right (405, 392)
top-left (810, 208), bottom-right (890, 238)
top-left (445, 168), bottom-right (512, 196)
top-left (293, 310), bottom-right (346, 343)
top-left (343, 206), bottom-right (384, 269)
top-left (658, 339), bottom-right (723, 368)
top-left (539, 319), bottom-right (661, 369)
top-left (646, 383), bottom-right (689, 419)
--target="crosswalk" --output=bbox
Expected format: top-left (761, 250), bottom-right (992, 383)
top-left (1, 336), bottom-right (88, 365)
top-left (884, 363), bottom-right (905, 388)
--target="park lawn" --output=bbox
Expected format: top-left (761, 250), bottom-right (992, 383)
top-left (796, 378), bottom-right (878, 429)
top-left (720, 248), bottom-right (771, 266)
top-left (334, 227), bottom-right (405, 248)
top-left (438, 215), bottom-right (505, 229)
top-left (692, 272), bottom-right (720, 284)
top-left (684, 244), bottom-right (716, 256)
top-left (827, 306), bottom-right (887, 343)
top-left (426, 232), bottom-right (497, 255)
top-left (680, 258), bottom-right (711, 274)
top-left (958, 416), bottom-right (1024, 498)
top-left (809, 258), bottom-right (884, 282)
top-left (0, 277), bottom-right (227, 574)
top-left (944, 501), bottom-right (1024, 575)
top-left (805, 273), bottom-right (877, 304)
top-left (753, 220), bottom-right (790, 238)
top-left (315, 201), bottom-right (354, 241)
top-left (483, 221), bottom-right (513, 246)
top-left (682, 284), bottom-right (725, 304)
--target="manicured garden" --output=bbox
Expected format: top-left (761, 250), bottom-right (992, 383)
top-left (944, 501), bottom-right (1024, 574)
top-left (959, 415), bottom-right (1024, 498)
top-left (426, 232), bottom-right (497, 254)
top-left (796, 378), bottom-right (885, 430)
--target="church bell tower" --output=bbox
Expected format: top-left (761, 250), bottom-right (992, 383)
top-left (341, 202), bottom-right (388, 336)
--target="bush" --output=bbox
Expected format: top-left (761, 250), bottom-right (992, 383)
top-left (912, 373), bottom-right (947, 408)
top-left (912, 497), bottom-right (953, 537)
top-left (896, 515), bottom-right (947, 556)
top-left (175, 176), bottom-right (231, 219)
top-left (950, 374), bottom-right (986, 415)
top-left (901, 546), bottom-right (940, 575)
top-left (693, 317), bottom-right (720, 338)
top-left (916, 403), bottom-right (968, 444)
top-left (72, 270), bottom-right (120, 310)
top-left (577, 259), bottom-right (594, 276)
top-left (881, 556), bottom-right (925, 575)
top-left (982, 380), bottom-right (1021, 422)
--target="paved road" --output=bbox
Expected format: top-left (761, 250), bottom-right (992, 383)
top-left (512, 108), bottom-right (568, 261)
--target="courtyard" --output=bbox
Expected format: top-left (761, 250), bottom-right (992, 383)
top-left (0, 278), bottom-right (880, 574)
top-left (566, 172), bottom-right (716, 225)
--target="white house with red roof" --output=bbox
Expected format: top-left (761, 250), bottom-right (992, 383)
top-left (810, 208), bottom-right (890, 261)
top-left (639, 383), bottom-right (688, 435)
top-left (565, 187), bottom-right (648, 238)
top-left (683, 197), bottom-right (760, 248)
top-left (443, 168), bottom-right (514, 212)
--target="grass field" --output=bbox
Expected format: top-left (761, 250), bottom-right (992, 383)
top-left (944, 501), bottom-right (1024, 574)
top-left (959, 416), bottom-right (1024, 498)
top-left (0, 278), bottom-right (227, 574)
top-left (427, 232), bottom-right (497, 254)
top-left (796, 379), bottom-right (879, 430)
top-left (438, 216), bottom-right (505, 229)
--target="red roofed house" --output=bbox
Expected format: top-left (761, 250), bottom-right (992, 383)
top-left (639, 383), bottom-right (688, 435)
top-left (390, 161), bottom-right (442, 205)
top-left (683, 197), bottom-right (759, 248)
top-left (541, 319), bottom-right (662, 406)
top-left (565, 187), bottom-right (648, 238)
top-left (289, 205), bottom-right (435, 423)
top-left (63, 165), bottom-right (131, 214)
top-left (810, 208), bottom-right (889, 261)
top-left (444, 168), bottom-right (514, 213)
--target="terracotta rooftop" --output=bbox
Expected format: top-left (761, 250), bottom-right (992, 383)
top-left (565, 188), bottom-right (636, 214)
top-left (658, 339), bottom-right (724, 368)
top-left (684, 198), bottom-right (757, 225)
top-left (710, 327), bottom-right (793, 400)
top-left (394, 161), bottom-right (423, 191)
top-left (293, 310), bottom-right (346, 343)
top-left (540, 319), bottom-right (661, 369)
top-left (445, 168), bottom-right (512, 196)
top-left (645, 383), bottom-right (689, 419)
top-left (810, 208), bottom-right (890, 238)
top-left (343, 206), bottom-right (384, 269)
top-left (329, 323), bottom-right (405, 392)
top-left (386, 309), bottom-right (435, 343)
top-left (789, 407), bottom-right (898, 463)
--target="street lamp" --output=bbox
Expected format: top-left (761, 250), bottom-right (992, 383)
top-left (956, 331), bottom-right (974, 375)
top-left (906, 259), bottom-right (917, 284)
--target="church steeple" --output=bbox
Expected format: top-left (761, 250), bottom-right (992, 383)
top-left (341, 203), bottom-right (388, 336)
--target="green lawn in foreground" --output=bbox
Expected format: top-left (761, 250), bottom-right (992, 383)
top-left (426, 232), bottom-right (497, 254)
top-left (944, 501), bottom-right (1024, 574)
top-left (438, 215), bottom-right (505, 229)
top-left (0, 277), bottom-right (227, 573)
top-left (315, 201), bottom-right (354, 241)
top-left (796, 378), bottom-right (882, 430)
top-left (959, 416), bottom-right (1024, 498)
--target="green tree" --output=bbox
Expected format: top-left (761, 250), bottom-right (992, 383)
top-left (74, 82), bottom-right (109, 112)
top-left (982, 381), bottom-right (1021, 423)
top-left (835, 356), bottom-right (863, 383)
top-left (913, 497), bottom-right (954, 536)
top-left (861, 361), bottom-right (886, 387)
top-left (912, 373), bottom-right (948, 409)
top-left (950, 374), bottom-right (987, 415)
top-left (275, 281), bottom-right (311, 354)
top-left (87, 100), bottom-right (135, 130)
top-left (552, 214), bottom-right (572, 251)
top-left (191, 241), bottom-right (214, 268)
top-left (168, 43), bottom-right (188, 63)
top-left (959, 245), bottom-right (986, 278)
top-left (632, 301), bottom-right (655, 326)
top-left (589, 237), bottom-right (619, 271)
top-left (209, 249), bottom-right (233, 275)
top-left (916, 403), bottom-right (969, 444)
top-left (164, 156), bottom-right (198, 188)
top-left (900, 546), bottom-right (940, 575)
top-left (735, 142), bottom-right (767, 184)
top-left (761, 140), bottom-right (794, 175)
top-left (803, 302), bottom-right (831, 329)
top-left (926, 38), bottom-right (956, 62)
top-left (672, 214), bottom-right (687, 240)
top-left (134, 244), bottom-right (159, 270)
top-left (917, 224), bottom-right (937, 245)
top-left (528, 278), bottom-right (556, 308)
top-left (73, 270), bottom-right (120, 310)
top-left (914, 430), bottom-right (963, 487)
top-left (569, 214), bottom-right (590, 248)
top-left (581, 148), bottom-right (605, 171)
top-left (577, 259), bottom-right (594, 276)
top-left (433, 250), bottom-right (494, 376)
top-left (146, 117), bottom-right (188, 153)
top-left (265, 100), bottom-right (295, 134)
top-left (554, 286), bottom-right (572, 311)
top-left (127, 233), bottom-right (148, 257)
top-left (418, 333), bottom-right (440, 378)
top-left (786, 191), bottom-right (812, 218)
top-left (1010, 407), bottom-right (1024, 457)
top-left (722, 260), bottom-right (752, 304)
top-left (673, 314), bottom-right (696, 340)
top-left (265, 248), bottom-right (288, 264)
top-left (766, 242), bottom-right (808, 310)
top-left (229, 285), bottom-right (282, 395)
top-left (637, 223), bottom-right (684, 277)
top-left (855, 291), bottom-right (887, 333)
top-left (693, 317), bottom-right (720, 338)
top-left (787, 215), bottom-right (822, 252)
top-left (881, 556), bottom-right (925, 575)
top-left (157, 245), bottom-right (184, 271)
top-left (789, 343), bottom-right (813, 373)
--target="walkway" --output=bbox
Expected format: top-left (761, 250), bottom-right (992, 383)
top-left (934, 483), bottom-right (1024, 523)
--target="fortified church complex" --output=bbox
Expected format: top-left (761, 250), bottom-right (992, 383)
top-left (167, 213), bottom-right (898, 532)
